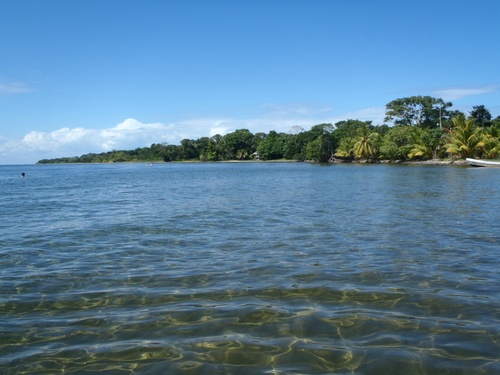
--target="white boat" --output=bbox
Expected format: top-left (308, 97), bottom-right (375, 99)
top-left (466, 158), bottom-right (500, 167)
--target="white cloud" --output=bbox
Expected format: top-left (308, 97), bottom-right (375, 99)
top-left (433, 86), bottom-right (498, 101)
top-left (0, 119), bottom-right (179, 164)
top-left (0, 104), bottom-right (389, 164)
top-left (23, 119), bottom-right (176, 152)
top-left (169, 104), bottom-right (387, 141)
top-left (209, 126), bottom-right (231, 137)
top-left (0, 82), bottom-right (33, 95)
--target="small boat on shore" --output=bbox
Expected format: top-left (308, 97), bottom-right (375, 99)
top-left (466, 158), bottom-right (500, 167)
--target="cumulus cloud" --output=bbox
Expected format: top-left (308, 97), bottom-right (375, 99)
top-left (209, 126), bottom-right (231, 137)
top-left (0, 119), bottom-right (180, 164)
top-left (20, 119), bottom-right (177, 153)
top-left (0, 104), bottom-right (389, 164)
top-left (433, 86), bottom-right (498, 101)
top-left (167, 104), bottom-right (386, 140)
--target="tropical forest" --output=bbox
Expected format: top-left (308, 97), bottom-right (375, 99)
top-left (37, 96), bottom-right (500, 164)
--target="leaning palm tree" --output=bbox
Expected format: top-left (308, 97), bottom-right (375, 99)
top-left (334, 137), bottom-right (355, 159)
top-left (445, 114), bottom-right (484, 159)
top-left (353, 125), bottom-right (380, 160)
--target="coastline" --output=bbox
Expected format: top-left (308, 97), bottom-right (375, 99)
top-left (35, 158), bottom-right (470, 166)
top-left (329, 158), bottom-right (468, 166)
top-left (175, 159), bottom-right (469, 165)
top-left (399, 159), bottom-right (468, 166)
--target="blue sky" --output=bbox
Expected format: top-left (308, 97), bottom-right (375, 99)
top-left (1, 0), bottom-right (499, 164)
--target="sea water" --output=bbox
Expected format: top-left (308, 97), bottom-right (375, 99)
top-left (1, 162), bottom-right (499, 374)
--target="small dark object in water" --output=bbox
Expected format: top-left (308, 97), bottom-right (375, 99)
top-left (21, 172), bottom-right (26, 177)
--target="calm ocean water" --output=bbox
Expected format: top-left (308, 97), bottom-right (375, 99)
top-left (1, 162), bottom-right (499, 374)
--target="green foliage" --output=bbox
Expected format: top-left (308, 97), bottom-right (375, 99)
top-left (308, 123), bottom-right (334, 138)
top-left (443, 110), bottom-right (466, 128)
top-left (407, 128), bottom-right (444, 160)
top-left (385, 96), bottom-right (452, 128)
top-left (282, 132), bottom-right (308, 161)
top-left (492, 116), bottom-right (500, 128)
top-left (179, 139), bottom-right (198, 160)
top-left (334, 137), bottom-right (355, 159)
top-left (333, 119), bottom-right (372, 141)
top-left (445, 114), bottom-right (484, 158)
top-left (479, 133), bottom-right (500, 159)
top-left (256, 131), bottom-right (285, 160)
top-left (353, 125), bottom-right (381, 160)
top-left (306, 135), bottom-right (333, 162)
top-left (469, 105), bottom-right (492, 127)
top-left (221, 129), bottom-right (254, 160)
top-left (36, 99), bottom-right (499, 164)
top-left (379, 126), bottom-right (414, 161)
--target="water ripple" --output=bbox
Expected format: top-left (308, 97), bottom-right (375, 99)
top-left (2, 163), bottom-right (500, 374)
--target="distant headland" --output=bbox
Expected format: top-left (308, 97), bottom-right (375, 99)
top-left (38, 96), bottom-right (499, 165)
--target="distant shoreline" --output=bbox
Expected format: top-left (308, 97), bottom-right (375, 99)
top-left (339, 159), bottom-right (468, 166)
top-left (36, 158), bottom-right (469, 166)
top-left (216, 158), bottom-right (469, 166)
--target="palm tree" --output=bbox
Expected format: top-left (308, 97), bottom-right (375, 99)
top-left (478, 133), bottom-right (500, 159)
top-left (236, 149), bottom-right (249, 160)
top-left (407, 127), bottom-right (444, 160)
top-left (353, 125), bottom-right (380, 160)
top-left (445, 114), bottom-right (483, 159)
top-left (334, 137), bottom-right (355, 159)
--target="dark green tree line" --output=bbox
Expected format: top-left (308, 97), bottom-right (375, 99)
top-left (38, 97), bottom-right (500, 164)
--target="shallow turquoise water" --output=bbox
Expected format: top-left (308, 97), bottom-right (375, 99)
top-left (1, 162), bottom-right (499, 374)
